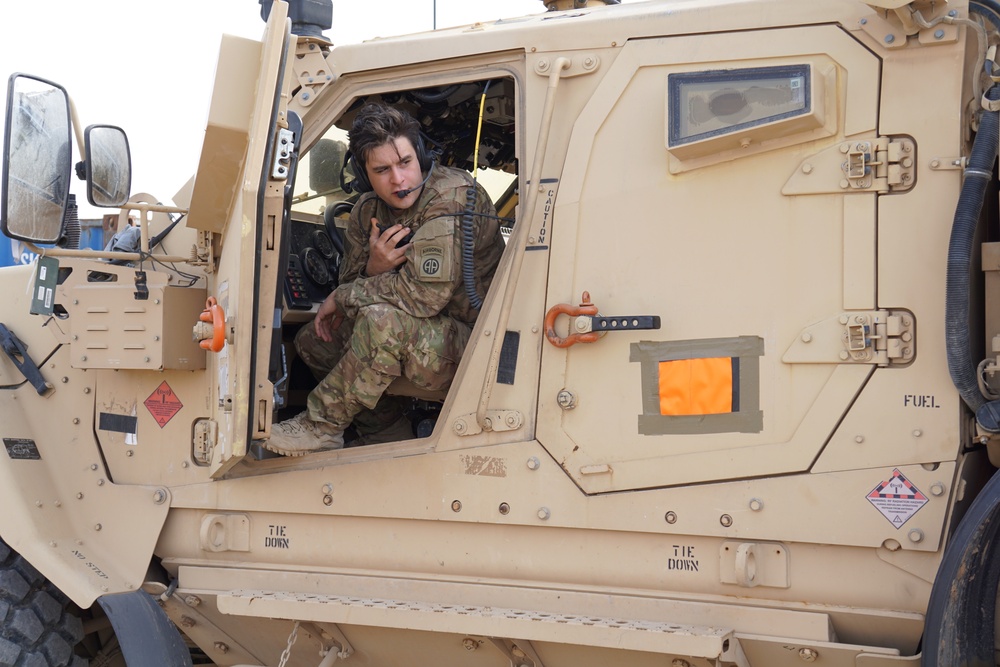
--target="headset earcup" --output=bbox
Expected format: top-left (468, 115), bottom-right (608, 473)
top-left (348, 154), bottom-right (372, 193)
top-left (416, 134), bottom-right (432, 172)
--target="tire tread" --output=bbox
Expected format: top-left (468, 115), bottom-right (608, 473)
top-left (0, 539), bottom-right (86, 667)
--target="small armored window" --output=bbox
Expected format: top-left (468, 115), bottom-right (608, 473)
top-left (668, 65), bottom-right (811, 146)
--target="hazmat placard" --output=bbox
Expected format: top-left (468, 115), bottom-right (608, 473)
top-left (144, 381), bottom-right (184, 428)
top-left (867, 468), bottom-right (928, 529)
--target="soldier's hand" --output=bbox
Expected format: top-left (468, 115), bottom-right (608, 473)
top-left (314, 293), bottom-right (343, 343)
top-left (366, 218), bottom-right (412, 276)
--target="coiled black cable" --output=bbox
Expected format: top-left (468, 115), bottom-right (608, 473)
top-left (462, 185), bottom-right (482, 309)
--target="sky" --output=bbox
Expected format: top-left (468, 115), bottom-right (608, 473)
top-left (1, 0), bottom-right (611, 222)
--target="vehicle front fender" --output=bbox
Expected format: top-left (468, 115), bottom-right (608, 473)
top-left (0, 341), bottom-right (170, 607)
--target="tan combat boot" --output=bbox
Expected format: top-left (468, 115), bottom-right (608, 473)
top-left (264, 412), bottom-right (345, 457)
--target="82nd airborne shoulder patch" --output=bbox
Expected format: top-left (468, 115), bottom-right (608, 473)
top-left (414, 240), bottom-right (452, 282)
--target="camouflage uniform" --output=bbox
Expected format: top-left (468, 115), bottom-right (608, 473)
top-left (294, 164), bottom-right (503, 434)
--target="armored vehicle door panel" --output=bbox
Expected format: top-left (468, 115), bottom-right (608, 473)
top-left (187, 3), bottom-right (291, 476)
top-left (537, 27), bottom-right (882, 493)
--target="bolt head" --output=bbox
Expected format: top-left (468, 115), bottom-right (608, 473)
top-left (720, 514), bottom-right (734, 527)
top-left (799, 647), bottom-right (818, 662)
top-left (557, 389), bottom-right (576, 410)
top-left (664, 511), bottom-right (678, 524)
top-left (537, 507), bottom-right (551, 520)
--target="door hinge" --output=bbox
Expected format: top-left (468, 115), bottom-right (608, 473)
top-left (783, 310), bottom-right (915, 367)
top-left (843, 137), bottom-right (916, 192)
top-left (783, 136), bottom-right (916, 196)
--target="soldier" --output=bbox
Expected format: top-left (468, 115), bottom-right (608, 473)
top-left (266, 103), bottom-right (504, 455)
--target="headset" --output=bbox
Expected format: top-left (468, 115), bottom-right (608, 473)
top-left (347, 132), bottom-right (433, 195)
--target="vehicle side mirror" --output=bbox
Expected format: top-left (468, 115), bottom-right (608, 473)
top-left (84, 125), bottom-right (131, 207)
top-left (1, 74), bottom-right (72, 244)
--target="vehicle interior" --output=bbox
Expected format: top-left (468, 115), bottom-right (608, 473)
top-left (269, 74), bottom-right (519, 449)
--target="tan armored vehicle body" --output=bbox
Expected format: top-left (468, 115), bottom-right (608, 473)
top-left (2, 0), bottom-right (1000, 664)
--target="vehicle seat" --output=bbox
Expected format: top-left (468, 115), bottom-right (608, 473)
top-left (385, 376), bottom-right (448, 401)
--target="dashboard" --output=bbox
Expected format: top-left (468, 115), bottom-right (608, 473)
top-left (282, 218), bottom-right (342, 320)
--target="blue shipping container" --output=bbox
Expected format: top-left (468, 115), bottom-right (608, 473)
top-left (0, 220), bottom-right (106, 268)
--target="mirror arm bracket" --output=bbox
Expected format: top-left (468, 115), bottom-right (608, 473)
top-left (22, 242), bottom-right (193, 265)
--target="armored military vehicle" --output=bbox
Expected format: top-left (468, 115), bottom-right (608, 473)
top-left (2, 0), bottom-right (999, 664)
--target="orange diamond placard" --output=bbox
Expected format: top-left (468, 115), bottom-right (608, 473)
top-left (144, 381), bottom-right (183, 428)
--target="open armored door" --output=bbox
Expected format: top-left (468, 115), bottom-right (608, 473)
top-left (537, 26), bottom-right (899, 494)
top-left (186, 3), bottom-right (292, 476)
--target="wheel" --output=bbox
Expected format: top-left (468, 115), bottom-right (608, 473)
top-left (923, 467), bottom-right (1000, 665)
top-left (0, 538), bottom-right (87, 667)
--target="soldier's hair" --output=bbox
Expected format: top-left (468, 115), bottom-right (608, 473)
top-left (348, 103), bottom-right (422, 169)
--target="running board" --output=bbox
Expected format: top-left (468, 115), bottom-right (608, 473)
top-left (218, 589), bottom-right (745, 664)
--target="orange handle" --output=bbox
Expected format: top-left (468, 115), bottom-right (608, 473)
top-left (544, 291), bottom-right (600, 348)
top-left (198, 297), bottom-right (226, 352)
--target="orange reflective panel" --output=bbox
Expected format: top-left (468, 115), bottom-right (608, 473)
top-left (658, 357), bottom-right (733, 416)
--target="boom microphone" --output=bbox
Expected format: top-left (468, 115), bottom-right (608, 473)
top-left (395, 162), bottom-right (435, 198)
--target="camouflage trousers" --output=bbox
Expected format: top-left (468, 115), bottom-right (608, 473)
top-left (294, 303), bottom-right (471, 434)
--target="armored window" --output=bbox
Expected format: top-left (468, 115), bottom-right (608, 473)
top-left (668, 65), bottom-right (811, 146)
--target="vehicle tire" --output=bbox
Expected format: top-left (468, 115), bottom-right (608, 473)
top-left (0, 538), bottom-right (87, 667)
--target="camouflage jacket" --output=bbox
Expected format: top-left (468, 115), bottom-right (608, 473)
top-left (333, 165), bottom-right (504, 326)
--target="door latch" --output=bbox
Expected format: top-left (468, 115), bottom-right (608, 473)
top-left (544, 292), bottom-right (661, 348)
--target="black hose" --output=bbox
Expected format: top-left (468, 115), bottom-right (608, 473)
top-left (946, 85), bottom-right (1000, 412)
top-left (462, 186), bottom-right (482, 310)
top-left (972, 0), bottom-right (1000, 24)
top-left (409, 86), bottom-right (460, 105)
